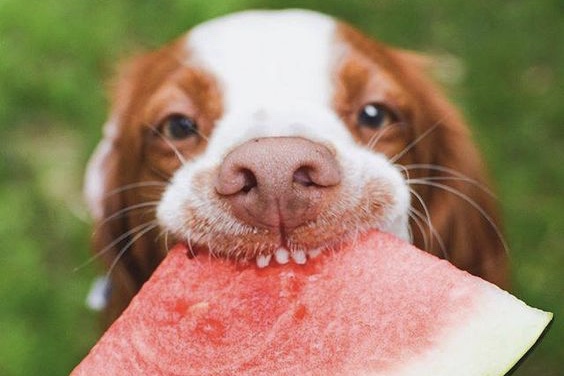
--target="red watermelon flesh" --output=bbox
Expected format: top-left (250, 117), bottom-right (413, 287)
top-left (72, 231), bottom-right (552, 376)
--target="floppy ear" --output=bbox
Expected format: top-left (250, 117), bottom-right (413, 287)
top-left (84, 41), bottom-right (188, 325)
top-left (84, 118), bottom-right (143, 324)
top-left (83, 52), bottom-right (164, 324)
top-left (390, 49), bottom-right (509, 289)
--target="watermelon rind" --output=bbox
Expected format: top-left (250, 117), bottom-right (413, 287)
top-left (385, 285), bottom-right (552, 376)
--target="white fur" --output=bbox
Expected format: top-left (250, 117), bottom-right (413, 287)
top-left (154, 10), bottom-right (411, 247)
top-left (188, 10), bottom-right (335, 120)
top-left (84, 119), bottom-right (118, 220)
top-left (186, 10), bottom-right (354, 158)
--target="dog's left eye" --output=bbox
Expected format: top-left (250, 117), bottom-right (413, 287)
top-left (160, 114), bottom-right (199, 140)
top-left (357, 103), bottom-right (397, 129)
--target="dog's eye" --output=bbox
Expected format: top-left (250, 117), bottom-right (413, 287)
top-left (160, 114), bottom-right (198, 140)
top-left (357, 103), bottom-right (397, 129)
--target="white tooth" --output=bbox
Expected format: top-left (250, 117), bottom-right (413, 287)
top-left (274, 248), bottom-right (290, 264)
top-left (308, 248), bottom-right (323, 259)
top-left (291, 250), bottom-right (307, 265)
top-left (256, 254), bottom-right (272, 268)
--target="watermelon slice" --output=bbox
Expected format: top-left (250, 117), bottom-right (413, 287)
top-left (72, 231), bottom-right (552, 376)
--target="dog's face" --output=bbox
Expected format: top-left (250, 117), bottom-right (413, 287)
top-left (158, 11), bottom-right (414, 263)
top-left (86, 10), bottom-right (507, 322)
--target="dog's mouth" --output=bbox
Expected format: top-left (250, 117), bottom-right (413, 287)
top-left (185, 243), bottom-right (328, 268)
top-left (175, 224), bottom-right (365, 269)
top-left (162, 186), bottom-right (409, 269)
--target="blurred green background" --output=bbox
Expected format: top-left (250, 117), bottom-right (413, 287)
top-left (0, 0), bottom-right (562, 374)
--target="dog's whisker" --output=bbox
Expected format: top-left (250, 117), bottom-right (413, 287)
top-left (177, 230), bottom-right (199, 260)
top-left (95, 201), bottom-right (160, 233)
top-left (149, 125), bottom-right (188, 165)
top-left (406, 188), bottom-right (440, 255)
top-left (408, 179), bottom-right (509, 255)
top-left (195, 128), bottom-right (209, 143)
top-left (389, 122), bottom-right (441, 164)
top-left (406, 222), bottom-right (414, 244)
top-left (408, 176), bottom-right (496, 198)
top-left (147, 123), bottom-right (201, 166)
top-left (147, 163), bottom-right (177, 182)
top-left (155, 226), bottom-right (169, 244)
top-left (106, 221), bottom-right (159, 278)
top-left (409, 207), bottom-right (448, 260)
top-left (163, 229), bottom-right (171, 254)
top-left (75, 221), bottom-right (158, 273)
top-left (408, 210), bottom-right (430, 252)
top-left (102, 221), bottom-right (157, 257)
top-left (366, 123), bottom-right (393, 150)
top-left (402, 163), bottom-right (496, 198)
top-left (394, 163), bottom-right (411, 184)
top-left (408, 187), bottom-right (435, 250)
top-left (205, 238), bottom-right (217, 260)
top-left (103, 181), bottom-right (168, 201)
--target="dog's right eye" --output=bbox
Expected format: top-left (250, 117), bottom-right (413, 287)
top-left (159, 114), bottom-right (199, 140)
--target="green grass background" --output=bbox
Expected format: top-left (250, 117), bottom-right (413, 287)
top-left (0, 0), bottom-right (562, 374)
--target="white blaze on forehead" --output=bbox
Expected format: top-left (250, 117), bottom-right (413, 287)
top-left (187, 10), bottom-right (336, 118)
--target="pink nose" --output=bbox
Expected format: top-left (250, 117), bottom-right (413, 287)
top-left (215, 137), bottom-right (341, 229)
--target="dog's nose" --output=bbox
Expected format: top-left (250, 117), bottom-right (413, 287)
top-left (215, 137), bottom-right (341, 229)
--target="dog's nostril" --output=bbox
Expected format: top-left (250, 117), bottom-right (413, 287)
top-left (293, 166), bottom-right (315, 187)
top-left (240, 169), bottom-right (257, 193)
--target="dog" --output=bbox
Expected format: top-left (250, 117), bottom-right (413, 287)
top-left (84, 10), bottom-right (508, 324)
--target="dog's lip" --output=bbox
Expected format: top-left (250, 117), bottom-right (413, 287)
top-left (175, 242), bottom-right (327, 268)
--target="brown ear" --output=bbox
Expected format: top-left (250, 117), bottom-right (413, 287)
top-left (84, 117), bottom-right (144, 324)
top-left (389, 49), bottom-right (509, 289)
top-left (85, 39), bottom-right (192, 325)
top-left (83, 50), bottom-right (176, 324)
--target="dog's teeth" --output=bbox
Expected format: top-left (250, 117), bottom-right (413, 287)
top-left (291, 250), bottom-right (307, 264)
top-left (308, 248), bottom-right (322, 259)
top-left (256, 254), bottom-right (272, 268)
top-left (275, 248), bottom-right (290, 264)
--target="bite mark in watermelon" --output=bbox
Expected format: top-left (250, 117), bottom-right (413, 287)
top-left (72, 231), bottom-right (552, 376)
